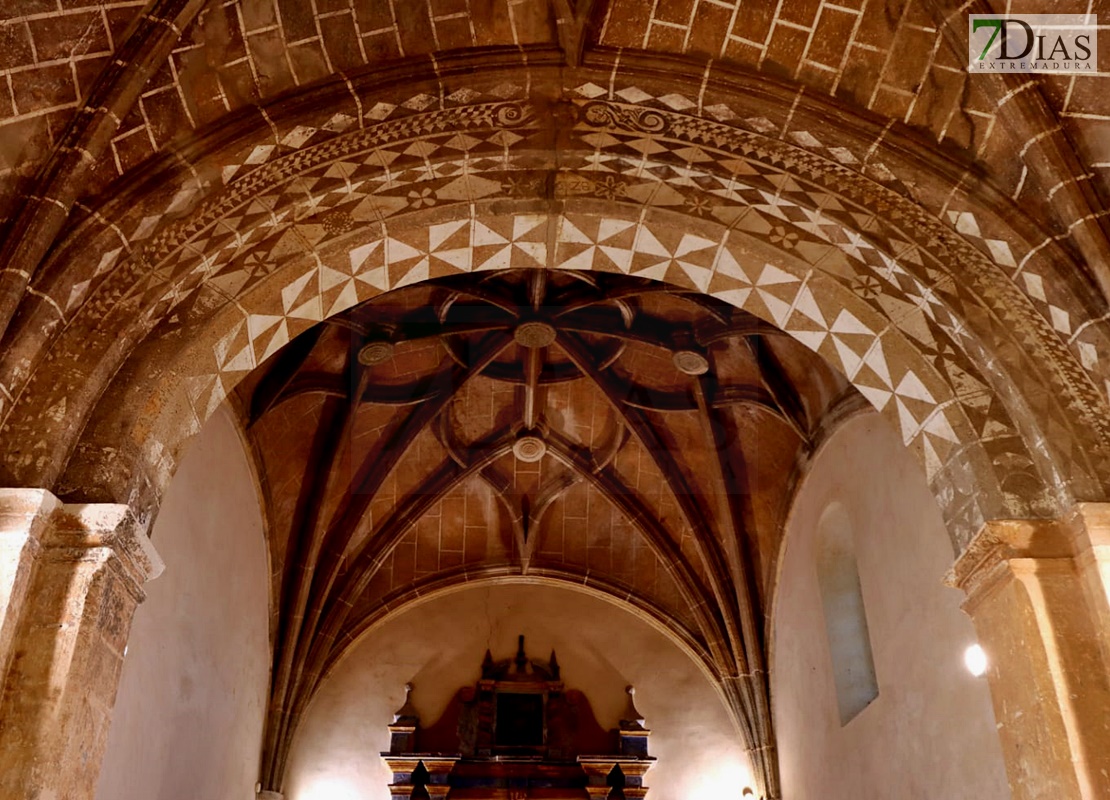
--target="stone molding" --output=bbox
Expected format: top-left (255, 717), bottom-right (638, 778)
top-left (946, 517), bottom-right (1078, 611)
top-left (0, 488), bottom-right (59, 678)
top-left (0, 488), bottom-right (161, 572)
top-left (0, 486), bottom-right (164, 687)
top-left (1073, 503), bottom-right (1110, 549)
top-left (47, 501), bottom-right (164, 592)
top-left (0, 487), bottom-right (61, 541)
top-left (949, 507), bottom-right (1110, 601)
top-left (0, 487), bottom-right (163, 610)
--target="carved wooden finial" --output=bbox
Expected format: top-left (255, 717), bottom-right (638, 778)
top-left (620, 685), bottom-right (646, 729)
top-left (392, 682), bottom-right (419, 724)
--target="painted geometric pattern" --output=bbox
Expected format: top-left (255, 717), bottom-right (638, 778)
top-left (104, 104), bottom-right (1101, 498)
top-left (123, 103), bottom-right (1109, 449)
top-left (42, 84), bottom-right (1107, 433)
top-left (57, 165), bottom-right (1098, 521)
top-left (54, 78), bottom-right (1110, 413)
top-left (7, 90), bottom-right (1109, 551)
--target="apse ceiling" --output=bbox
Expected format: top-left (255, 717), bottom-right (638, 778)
top-left (231, 268), bottom-right (859, 789)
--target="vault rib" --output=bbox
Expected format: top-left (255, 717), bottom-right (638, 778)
top-left (542, 433), bottom-right (757, 750)
top-left (248, 325), bottom-right (326, 424)
top-left (262, 350), bottom-right (365, 788)
top-left (693, 370), bottom-right (779, 799)
top-left (745, 334), bottom-right (811, 442)
top-left (274, 430), bottom-right (517, 777)
top-left (265, 333), bottom-right (512, 786)
top-left (557, 330), bottom-right (748, 677)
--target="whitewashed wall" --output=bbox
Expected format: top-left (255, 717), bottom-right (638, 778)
top-left (284, 583), bottom-right (753, 800)
top-left (96, 407), bottom-right (271, 800)
top-left (771, 412), bottom-right (1010, 799)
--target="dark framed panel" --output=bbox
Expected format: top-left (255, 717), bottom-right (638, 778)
top-left (494, 691), bottom-right (545, 748)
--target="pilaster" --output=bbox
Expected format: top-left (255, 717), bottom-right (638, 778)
top-left (0, 489), bottom-right (58, 679)
top-left (948, 516), bottom-right (1110, 800)
top-left (1071, 503), bottom-right (1110, 666)
top-left (0, 489), bottom-right (162, 800)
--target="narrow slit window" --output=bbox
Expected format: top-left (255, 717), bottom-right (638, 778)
top-left (816, 504), bottom-right (878, 725)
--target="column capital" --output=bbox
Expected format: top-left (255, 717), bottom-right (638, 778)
top-left (1075, 503), bottom-right (1110, 547)
top-left (0, 487), bottom-right (61, 538)
top-left (945, 517), bottom-right (1074, 608)
top-left (48, 501), bottom-right (164, 589)
top-left (0, 487), bottom-right (162, 590)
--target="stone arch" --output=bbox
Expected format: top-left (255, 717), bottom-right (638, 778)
top-left (85, 206), bottom-right (1003, 547)
top-left (0, 54), bottom-right (1106, 555)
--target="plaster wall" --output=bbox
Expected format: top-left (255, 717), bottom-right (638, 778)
top-left (284, 583), bottom-right (751, 800)
top-left (96, 407), bottom-right (271, 800)
top-left (771, 412), bottom-right (1010, 798)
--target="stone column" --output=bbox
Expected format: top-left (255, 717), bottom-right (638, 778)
top-left (948, 516), bottom-right (1110, 800)
top-left (1072, 504), bottom-right (1110, 665)
top-left (0, 489), bottom-right (58, 679)
top-left (0, 489), bottom-right (162, 800)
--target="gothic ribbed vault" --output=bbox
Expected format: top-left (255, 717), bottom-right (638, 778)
top-left (232, 269), bottom-right (858, 794)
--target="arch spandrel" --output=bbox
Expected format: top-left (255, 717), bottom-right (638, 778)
top-left (0, 60), bottom-right (1106, 555)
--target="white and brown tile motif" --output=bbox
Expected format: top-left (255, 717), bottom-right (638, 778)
top-left (3, 89), bottom-right (1107, 551)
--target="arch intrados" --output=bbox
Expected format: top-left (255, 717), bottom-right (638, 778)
top-left (63, 209), bottom-right (1010, 548)
top-left (7, 51), bottom-right (1102, 411)
top-left (114, 208), bottom-right (956, 387)
top-left (0, 52), bottom-right (1101, 545)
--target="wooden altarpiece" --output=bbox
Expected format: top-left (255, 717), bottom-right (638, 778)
top-left (382, 636), bottom-right (655, 800)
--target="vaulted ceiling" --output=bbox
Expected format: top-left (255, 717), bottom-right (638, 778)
top-left (4, 0), bottom-right (1109, 277)
top-left (231, 268), bottom-right (858, 791)
top-left (3, 3), bottom-right (1110, 799)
